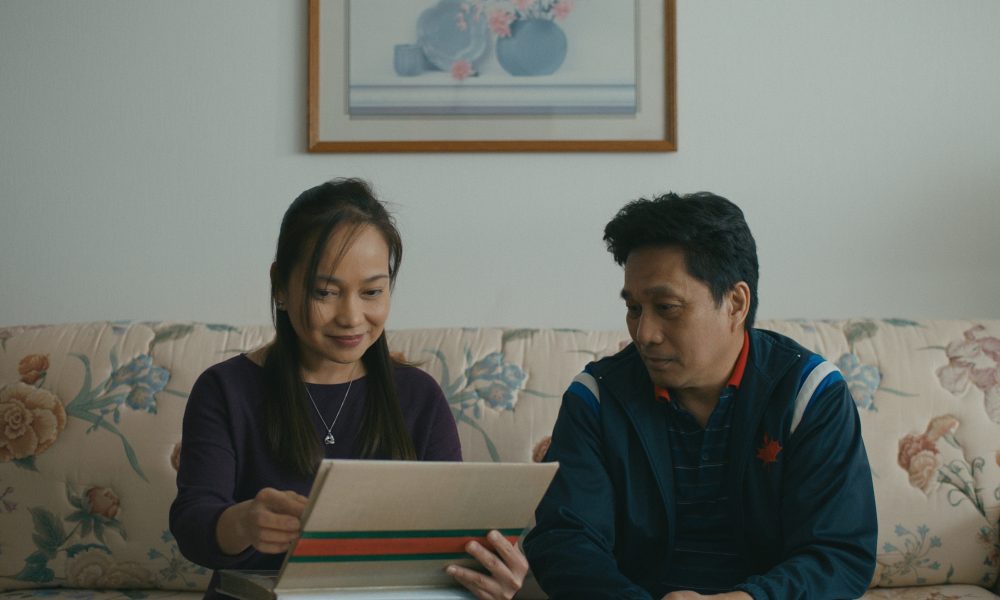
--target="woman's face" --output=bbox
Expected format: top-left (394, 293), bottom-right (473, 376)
top-left (277, 224), bottom-right (392, 383)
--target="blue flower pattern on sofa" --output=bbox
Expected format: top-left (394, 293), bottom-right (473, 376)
top-left (146, 532), bottom-right (207, 590)
top-left (1, 322), bottom-right (227, 595)
top-left (838, 352), bottom-right (882, 411)
top-left (107, 355), bottom-right (170, 414)
top-left (59, 351), bottom-right (173, 481)
top-left (877, 524), bottom-right (948, 586)
top-left (839, 319), bottom-right (919, 412)
top-left (424, 349), bottom-right (527, 461)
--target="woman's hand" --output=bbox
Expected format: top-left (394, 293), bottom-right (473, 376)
top-left (446, 530), bottom-right (528, 600)
top-left (216, 487), bottom-right (308, 555)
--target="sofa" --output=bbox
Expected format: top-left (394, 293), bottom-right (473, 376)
top-left (1, 319), bottom-right (999, 600)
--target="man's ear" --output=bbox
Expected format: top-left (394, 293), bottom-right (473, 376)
top-left (728, 282), bottom-right (751, 331)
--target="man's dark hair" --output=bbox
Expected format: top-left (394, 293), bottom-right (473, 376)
top-left (603, 192), bottom-right (759, 329)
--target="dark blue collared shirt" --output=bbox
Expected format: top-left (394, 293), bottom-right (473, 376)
top-left (655, 334), bottom-right (752, 593)
top-left (659, 387), bottom-right (752, 593)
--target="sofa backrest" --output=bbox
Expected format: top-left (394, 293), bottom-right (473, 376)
top-left (1, 320), bottom-right (998, 592)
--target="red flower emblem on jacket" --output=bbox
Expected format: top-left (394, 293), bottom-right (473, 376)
top-left (756, 434), bottom-right (782, 466)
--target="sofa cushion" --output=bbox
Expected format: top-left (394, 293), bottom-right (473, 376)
top-left (861, 584), bottom-right (1000, 599)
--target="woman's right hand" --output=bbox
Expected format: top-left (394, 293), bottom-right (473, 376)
top-left (216, 487), bottom-right (308, 555)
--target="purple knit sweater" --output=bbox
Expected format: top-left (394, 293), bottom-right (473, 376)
top-left (169, 354), bottom-right (461, 597)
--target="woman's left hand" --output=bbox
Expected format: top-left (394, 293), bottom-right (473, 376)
top-left (446, 529), bottom-right (527, 600)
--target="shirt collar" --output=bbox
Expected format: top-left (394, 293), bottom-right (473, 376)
top-left (654, 331), bottom-right (750, 403)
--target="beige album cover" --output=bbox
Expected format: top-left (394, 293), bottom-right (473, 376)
top-left (220, 459), bottom-right (557, 600)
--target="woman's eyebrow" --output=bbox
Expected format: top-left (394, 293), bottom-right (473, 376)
top-left (315, 273), bottom-right (390, 284)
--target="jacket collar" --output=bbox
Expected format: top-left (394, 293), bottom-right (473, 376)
top-left (594, 329), bottom-right (802, 523)
top-left (596, 329), bottom-right (801, 419)
top-left (653, 332), bottom-right (751, 403)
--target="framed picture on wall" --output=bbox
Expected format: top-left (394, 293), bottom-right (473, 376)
top-left (308, 0), bottom-right (677, 152)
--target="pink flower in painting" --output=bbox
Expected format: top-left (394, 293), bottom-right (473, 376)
top-left (488, 9), bottom-right (516, 37)
top-left (455, 11), bottom-right (468, 31)
top-left (467, 0), bottom-right (573, 27)
top-left (450, 59), bottom-right (474, 80)
top-left (551, 0), bottom-right (573, 21)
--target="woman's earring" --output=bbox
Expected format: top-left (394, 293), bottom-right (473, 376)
top-left (276, 300), bottom-right (286, 311)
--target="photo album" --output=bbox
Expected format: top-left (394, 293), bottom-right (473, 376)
top-left (219, 459), bottom-right (558, 600)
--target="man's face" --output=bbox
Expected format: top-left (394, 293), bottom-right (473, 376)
top-left (621, 245), bottom-right (745, 393)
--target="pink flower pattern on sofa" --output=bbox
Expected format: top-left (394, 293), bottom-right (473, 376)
top-left (0, 383), bottom-right (66, 463)
top-left (897, 415), bottom-right (959, 495)
top-left (895, 413), bottom-right (1000, 587)
top-left (937, 325), bottom-right (1000, 423)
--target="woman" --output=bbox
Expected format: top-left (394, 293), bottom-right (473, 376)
top-left (169, 179), bottom-right (526, 600)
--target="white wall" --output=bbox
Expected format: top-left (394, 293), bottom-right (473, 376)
top-left (2, 0), bottom-right (999, 330)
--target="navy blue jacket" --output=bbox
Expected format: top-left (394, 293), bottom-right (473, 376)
top-left (524, 329), bottom-right (877, 600)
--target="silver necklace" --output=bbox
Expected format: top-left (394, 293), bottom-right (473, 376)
top-left (304, 363), bottom-right (356, 445)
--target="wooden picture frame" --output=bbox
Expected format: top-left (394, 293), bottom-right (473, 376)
top-left (308, 0), bottom-right (676, 152)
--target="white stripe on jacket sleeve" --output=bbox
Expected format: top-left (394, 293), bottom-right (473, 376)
top-left (790, 361), bottom-right (841, 435)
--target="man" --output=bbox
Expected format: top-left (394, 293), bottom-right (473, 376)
top-left (523, 193), bottom-right (877, 599)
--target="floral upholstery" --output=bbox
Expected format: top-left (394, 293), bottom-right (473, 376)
top-left (862, 585), bottom-right (1000, 600)
top-left (1, 320), bottom-right (999, 599)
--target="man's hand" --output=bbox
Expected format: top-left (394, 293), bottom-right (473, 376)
top-left (446, 530), bottom-right (527, 600)
top-left (216, 487), bottom-right (308, 555)
top-left (662, 592), bottom-right (752, 600)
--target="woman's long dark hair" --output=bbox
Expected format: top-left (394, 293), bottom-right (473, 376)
top-left (263, 178), bottom-right (416, 476)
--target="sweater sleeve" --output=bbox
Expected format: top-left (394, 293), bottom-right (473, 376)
top-left (396, 366), bottom-right (462, 462)
top-left (523, 378), bottom-right (655, 600)
top-left (408, 367), bottom-right (462, 462)
top-left (169, 368), bottom-right (255, 570)
top-left (734, 379), bottom-right (878, 600)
